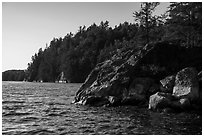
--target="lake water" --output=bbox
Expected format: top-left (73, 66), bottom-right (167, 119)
top-left (2, 81), bottom-right (202, 135)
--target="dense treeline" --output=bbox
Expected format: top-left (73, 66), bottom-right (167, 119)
top-left (2, 70), bottom-right (26, 81)
top-left (25, 2), bottom-right (202, 83)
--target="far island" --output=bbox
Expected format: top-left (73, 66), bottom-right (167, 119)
top-left (2, 70), bottom-right (26, 81)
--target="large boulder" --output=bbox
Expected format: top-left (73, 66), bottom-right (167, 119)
top-left (173, 67), bottom-right (199, 102)
top-left (149, 93), bottom-right (192, 112)
top-left (148, 92), bottom-right (172, 111)
top-left (73, 41), bottom-right (201, 106)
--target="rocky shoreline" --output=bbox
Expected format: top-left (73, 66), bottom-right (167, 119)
top-left (72, 41), bottom-right (202, 113)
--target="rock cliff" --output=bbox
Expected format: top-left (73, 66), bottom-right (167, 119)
top-left (73, 41), bottom-right (201, 112)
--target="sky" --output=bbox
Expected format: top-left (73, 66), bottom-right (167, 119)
top-left (2, 2), bottom-right (170, 72)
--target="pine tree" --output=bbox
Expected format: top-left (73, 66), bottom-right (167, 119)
top-left (166, 2), bottom-right (202, 47)
top-left (133, 2), bottom-right (160, 44)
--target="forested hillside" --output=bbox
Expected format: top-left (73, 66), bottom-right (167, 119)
top-left (25, 2), bottom-right (201, 83)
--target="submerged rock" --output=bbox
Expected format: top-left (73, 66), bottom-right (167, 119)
top-left (107, 96), bottom-right (121, 106)
top-left (79, 96), bottom-right (110, 106)
top-left (179, 98), bottom-right (191, 109)
top-left (169, 98), bottom-right (191, 112)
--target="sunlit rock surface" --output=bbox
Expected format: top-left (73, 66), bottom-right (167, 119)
top-left (173, 67), bottom-right (199, 102)
top-left (73, 41), bottom-right (201, 111)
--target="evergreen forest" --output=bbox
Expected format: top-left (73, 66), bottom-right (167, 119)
top-left (3, 2), bottom-right (202, 82)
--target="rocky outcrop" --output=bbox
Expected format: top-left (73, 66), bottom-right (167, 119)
top-left (73, 41), bottom-right (201, 112)
top-left (73, 43), bottom-right (156, 106)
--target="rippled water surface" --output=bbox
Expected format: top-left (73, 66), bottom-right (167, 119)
top-left (2, 81), bottom-right (202, 135)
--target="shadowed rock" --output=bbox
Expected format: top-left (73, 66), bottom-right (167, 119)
top-left (73, 41), bottom-right (201, 107)
top-left (160, 75), bottom-right (175, 93)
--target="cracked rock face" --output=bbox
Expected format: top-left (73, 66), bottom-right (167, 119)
top-left (73, 41), bottom-right (201, 107)
top-left (173, 67), bottom-right (199, 102)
